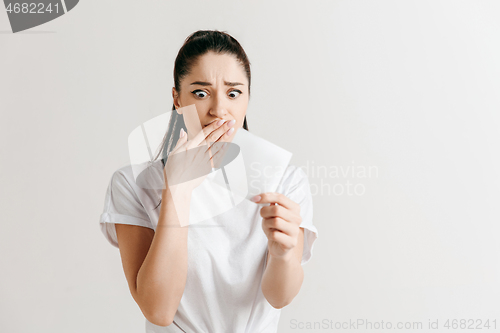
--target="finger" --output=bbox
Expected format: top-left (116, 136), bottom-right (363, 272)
top-left (205, 141), bottom-right (229, 170)
top-left (266, 229), bottom-right (295, 250)
top-left (203, 137), bottom-right (226, 155)
top-left (208, 141), bottom-right (227, 160)
top-left (252, 192), bottom-right (297, 211)
top-left (188, 119), bottom-right (232, 148)
top-left (170, 128), bottom-right (188, 155)
top-left (190, 145), bottom-right (218, 170)
top-left (260, 204), bottom-right (300, 224)
top-left (262, 217), bottom-right (297, 237)
top-left (205, 120), bottom-right (236, 149)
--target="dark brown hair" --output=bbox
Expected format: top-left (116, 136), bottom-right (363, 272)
top-left (151, 30), bottom-right (251, 209)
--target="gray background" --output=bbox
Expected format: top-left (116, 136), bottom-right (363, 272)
top-left (1, 0), bottom-right (499, 332)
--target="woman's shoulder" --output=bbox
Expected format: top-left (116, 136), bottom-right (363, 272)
top-left (109, 159), bottom-right (164, 192)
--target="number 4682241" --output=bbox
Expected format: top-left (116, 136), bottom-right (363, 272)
top-left (6, 3), bottom-right (60, 14)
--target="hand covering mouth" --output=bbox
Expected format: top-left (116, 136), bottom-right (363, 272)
top-left (203, 119), bottom-right (224, 127)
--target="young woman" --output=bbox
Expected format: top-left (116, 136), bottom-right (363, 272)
top-left (99, 30), bottom-right (318, 333)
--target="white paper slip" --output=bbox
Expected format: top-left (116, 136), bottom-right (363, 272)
top-left (211, 128), bottom-right (293, 202)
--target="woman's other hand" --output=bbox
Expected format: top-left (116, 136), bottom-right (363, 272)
top-left (252, 193), bottom-right (302, 261)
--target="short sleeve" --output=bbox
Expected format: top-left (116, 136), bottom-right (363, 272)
top-left (277, 165), bottom-right (318, 265)
top-left (99, 168), bottom-right (154, 248)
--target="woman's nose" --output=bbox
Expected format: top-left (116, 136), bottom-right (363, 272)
top-left (210, 94), bottom-right (228, 118)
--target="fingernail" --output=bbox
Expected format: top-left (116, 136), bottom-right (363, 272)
top-left (217, 119), bottom-right (225, 126)
top-left (226, 127), bottom-right (234, 136)
top-left (227, 119), bottom-right (236, 127)
top-left (251, 195), bottom-right (261, 202)
top-left (180, 128), bottom-right (186, 137)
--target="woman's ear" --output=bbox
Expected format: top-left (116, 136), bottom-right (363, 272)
top-left (172, 87), bottom-right (182, 113)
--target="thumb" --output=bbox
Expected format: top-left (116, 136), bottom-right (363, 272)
top-left (171, 128), bottom-right (187, 154)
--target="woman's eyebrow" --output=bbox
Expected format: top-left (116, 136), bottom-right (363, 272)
top-left (190, 81), bottom-right (244, 87)
top-left (225, 81), bottom-right (244, 87)
top-left (190, 81), bottom-right (211, 86)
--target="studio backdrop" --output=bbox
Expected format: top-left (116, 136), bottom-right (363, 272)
top-left (1, 1), bottom-right (499, 332)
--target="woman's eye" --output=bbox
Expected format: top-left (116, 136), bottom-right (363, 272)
top-left (192, 90), bottom-right (208, 98)
top-left (228, 89), bottom-right (242, 98)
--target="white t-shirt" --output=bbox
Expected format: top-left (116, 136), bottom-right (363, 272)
top-left (99, 159), bottom-right (318, 333)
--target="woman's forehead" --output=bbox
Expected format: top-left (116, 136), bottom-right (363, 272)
top-left (186, 52), bottom-right (247, 84)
